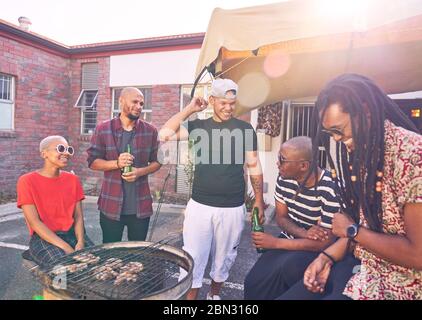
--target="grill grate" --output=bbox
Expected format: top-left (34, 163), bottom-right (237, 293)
top-left (36, 240), bottom-right (189, 300)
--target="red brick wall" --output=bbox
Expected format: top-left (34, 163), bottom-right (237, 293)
top-left (67, 57), bottom-right (111, 194)
top-left (0, 36), bottom-right (70, 198)
top-left (0, 34), bottom-right (239, 204)
top-left (149, 85), bottom-right (181, 201)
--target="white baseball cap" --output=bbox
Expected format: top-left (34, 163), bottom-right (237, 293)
top-left (210, 78), bottom-right (238, 99)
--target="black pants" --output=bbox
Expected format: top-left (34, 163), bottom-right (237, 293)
top-left (244, 249), bottom-right (319, 300)
top-left (100, 212), bottom-right (150, 243)
top-left (277, 254), bottom-right (361, 300)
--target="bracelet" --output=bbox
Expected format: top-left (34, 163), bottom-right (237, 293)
top-left (321, 251), bottom-right (336, 264)
top-left (116, 159), bottom-right (120, 169)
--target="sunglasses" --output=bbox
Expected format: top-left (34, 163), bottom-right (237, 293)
top-left (278, 154), bottom-right (309, 164)
top-left (55, 144), bottom-right (74, 155)
top-left (321, 128), bottom-right (346, 138)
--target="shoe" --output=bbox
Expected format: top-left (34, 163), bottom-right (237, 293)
top-left (206, 292), bottom-right (221, 300)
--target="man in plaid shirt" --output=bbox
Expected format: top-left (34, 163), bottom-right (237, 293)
top-left (87, 87), bottom-right (161, 243)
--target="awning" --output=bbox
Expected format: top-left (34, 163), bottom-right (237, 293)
top-left (195, 0), bottom-right (422, 115)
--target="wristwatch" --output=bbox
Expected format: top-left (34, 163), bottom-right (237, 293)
top-left (346, 223), bottom-right (360, 239)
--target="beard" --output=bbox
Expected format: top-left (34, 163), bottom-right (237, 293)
top-left (127, 113), bottom-right (140, 121)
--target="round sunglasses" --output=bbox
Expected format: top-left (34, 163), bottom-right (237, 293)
top-left (55, 144), bottom-right (74, 155)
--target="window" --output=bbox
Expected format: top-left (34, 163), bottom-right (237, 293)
top-left (285, 102), bottom-right (327, 168)
top-left (180, 84), bottom-right (212, 119)
top-left (81, 98), bottom-right (98, 135)
top-left (111, 87), bottom-right (152, 122)
top-left (75, 89), bottom-right (98, 108)
top-left (78, 63), bottom-right (99, 135)
top-left (0, 73), bottom-right (15, 130)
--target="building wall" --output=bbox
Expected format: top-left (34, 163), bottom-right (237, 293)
top-left (149, 85), bottom-right (181, 201)
top-left (250, 109), bottom-right (280, 207)
top-left (0, 35), bottom-right (254, 204)
top-left (110, 49), bottom-right (201, 86)
top-left (67, 57), bottom-right (111, 194)
top-left (0, 33), bottom-right (196, 202)
top-left (0, 36), bottom-right (70, 198)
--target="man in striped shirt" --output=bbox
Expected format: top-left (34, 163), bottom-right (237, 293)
top-left (244, 136), bottom-right (340, 300)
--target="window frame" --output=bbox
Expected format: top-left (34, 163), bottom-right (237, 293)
top-left (74, 89), bottom-right (99, 109)
top-left (80, 107), bottom-right (98, 135)
top-left (111, 87), bottom-right (152, 122)
top-left (79, 90), bottom-right (98, 135)
top-left (0, 73), bottom-right (15, 131)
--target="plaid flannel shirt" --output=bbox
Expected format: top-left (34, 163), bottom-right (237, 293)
top-left (87, 116), bottom-right (160, 221)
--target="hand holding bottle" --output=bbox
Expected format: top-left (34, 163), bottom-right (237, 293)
top-left (118, 144), bottom-right (134, 171)
top-left (252, 207), bottom-right (265, 253)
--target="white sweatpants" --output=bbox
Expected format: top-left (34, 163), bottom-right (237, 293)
top-left (179, 199), bottom-right (246, 288)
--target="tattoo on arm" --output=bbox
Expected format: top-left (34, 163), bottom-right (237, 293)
top-left (250, 175), bottom-right (262, 193)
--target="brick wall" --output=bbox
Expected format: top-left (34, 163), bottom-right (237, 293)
top-left (67, 57), bottom-right (111, 195)
top-left (0, 33), bottom-right (251, 204)
top-left (0, 36), bottom-right (70, 199)
top-left (149, 85), bottom-right (181, 201)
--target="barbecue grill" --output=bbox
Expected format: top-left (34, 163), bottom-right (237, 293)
top-left (30, 241), bottom-right (193, 300)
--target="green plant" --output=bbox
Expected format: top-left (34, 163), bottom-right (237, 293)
top-left (154, 190), bottom-right (162, 202)
top-left (245, 192), bottom-right (270, 212)
top-left (183, 139), bottom-right (195, 200)
top-left (245, 191), bottom-right (256, 212)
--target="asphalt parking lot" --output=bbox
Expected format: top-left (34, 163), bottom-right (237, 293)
top-left (0, 197), bottom-right (278, 300)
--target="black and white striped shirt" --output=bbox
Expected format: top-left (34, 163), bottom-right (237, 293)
top-left (274, 170), bottom-right (340, 238)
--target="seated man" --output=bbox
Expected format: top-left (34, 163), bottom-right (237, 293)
top-left (17, 135), bottom-right (94, 268)
top-left (244, 136), bottom-right (340, 300)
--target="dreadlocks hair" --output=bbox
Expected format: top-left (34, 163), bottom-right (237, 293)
top-left (307, 73), bottom-right (419, 232)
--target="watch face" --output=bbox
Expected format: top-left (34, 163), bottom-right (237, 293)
top-left (347, 224), bottom-right (358, 238)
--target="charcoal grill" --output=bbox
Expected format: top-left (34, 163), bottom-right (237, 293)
top-left (31, 241), bottom-right (193, 300)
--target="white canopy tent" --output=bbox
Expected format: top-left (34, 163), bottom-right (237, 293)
top-left (195, 0), bottom-right (422, 115)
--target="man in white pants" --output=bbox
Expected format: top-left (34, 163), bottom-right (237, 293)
top-left (159, 78), bottom-right (264, 300)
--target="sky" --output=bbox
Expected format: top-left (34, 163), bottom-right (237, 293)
top-left (1, 0), bottom-right (281, 46)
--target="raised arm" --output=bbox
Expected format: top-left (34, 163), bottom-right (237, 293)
top-left (158, 97), bottom-right (207, 142)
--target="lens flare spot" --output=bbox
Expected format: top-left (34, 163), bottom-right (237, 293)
top-left (263, 50), bottom-right (291, 78)
top-left (237, 72), bottom-right (271, 108)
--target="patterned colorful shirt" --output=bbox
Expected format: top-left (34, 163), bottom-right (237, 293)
top-left (87, 116), bottom-right (160, 221)
top-left (344, 120), bottom-right (422, 300)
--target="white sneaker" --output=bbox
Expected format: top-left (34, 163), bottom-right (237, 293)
top-left (206, 292), bottom-right (221, 300)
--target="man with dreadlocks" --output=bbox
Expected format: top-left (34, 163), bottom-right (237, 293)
top-left (278, 73), bottom-right (422, 300)
top-left (244, 136), bottom-right (340, 300)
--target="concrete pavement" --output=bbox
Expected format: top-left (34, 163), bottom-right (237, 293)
top-left (0, 197), bottom-right (278, 300)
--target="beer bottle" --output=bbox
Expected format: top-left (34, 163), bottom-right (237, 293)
top-left (252, 207), bottom-right (265, 253)
top-left (123, 144), bottom-right (132, 174)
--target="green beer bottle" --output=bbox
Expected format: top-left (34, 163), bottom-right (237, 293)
top-left (252, 207), bottom-right (264, 253)
top-left (123, 144), bottom-right (132, 174)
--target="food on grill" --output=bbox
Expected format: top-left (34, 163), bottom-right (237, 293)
top-left (52, 263), bottom-right (88, 275)
top-left (35, 242), bottom-right (193, 300)
top-left (105, 258), bottom-right (124, 269)
top-left (121, 262), bottom-right (144, 273)
top-left (68, 263), bottom-right (88, 273)
top-left (113, 262), bottom-right (144, 285)
top-left (73, 253), bottom-right (100, 264)
top-left (94, 270), bottom-right (119, 281)
top-left (88, 260), bottom-right (145, 285)
top-left (114, 272), bottom-right (138, 285)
